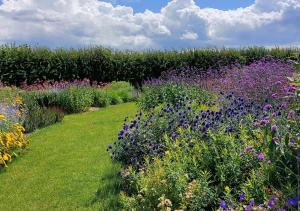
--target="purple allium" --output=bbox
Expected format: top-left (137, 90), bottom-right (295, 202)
top-left (257, 153), bottom-right (265, 161)
top-left (271, 124), bottom-right (278, 132)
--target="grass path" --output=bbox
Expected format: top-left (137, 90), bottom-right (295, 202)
top-left (0, 103), bottom-right (137, 211)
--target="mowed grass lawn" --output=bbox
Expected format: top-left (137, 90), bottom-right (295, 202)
top-left (0, 103), bottom-right (137, 211)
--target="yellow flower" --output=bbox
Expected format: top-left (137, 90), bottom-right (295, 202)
top-left (0, 114), bottom-right (6, 121)
top-left (13, 96), bottom-right (23, 105)
top-left (2, 153), bottom-right (11, 161)
top-left (225, 186), bottom-right (231, 194)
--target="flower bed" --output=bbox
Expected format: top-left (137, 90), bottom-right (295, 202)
top-left (109, 58), bottom-right (300, 210)
top-left (0, 96), bottom-right (28, 168)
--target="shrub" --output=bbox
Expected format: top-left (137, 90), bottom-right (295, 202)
top-left (106, 81), bottom-right (135, 103)
top-left (57, 86), bottom-right (93, 113)
top-left (93, 89), bottom-right (111, 107)
top-left (0, 45), bottom-right (298, 86)
top-left (108, 91), bottom-right (123, 105)
top-left (23, 107), bottom-right (64, 133)
top-left (139, 83), bottom-right (214, 110)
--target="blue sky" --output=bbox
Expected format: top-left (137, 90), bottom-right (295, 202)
top-left (0, 0), bottom-right (299, 49)
top-left (104, 0), bottom-right (255, 13)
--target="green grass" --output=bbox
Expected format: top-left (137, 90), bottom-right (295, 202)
top-left (0, 103), bottom-right (137, 211)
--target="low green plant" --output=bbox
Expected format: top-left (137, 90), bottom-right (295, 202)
top-left (105, 81), bottom-right (135, 103)
top-left (138, 83), bottom-right (213, 110)
top-left (57, 86), bottom-right (93, 113)
top-left (23, 107), bottom-right (64, 133)
top-left (93, 89), bottom-right (111, 107)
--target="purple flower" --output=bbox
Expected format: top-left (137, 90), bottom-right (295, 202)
top-left (271, 124), bottom-right (278, 132)
top-left (272, 137), bottom-right (279, 142)
top-left (245, 199), bottom-right (255, 211)
top-left (239, 192), bottom-right (245, 202)
top-left (263, 104), bottom-right (273, 111)
top-left (287, 110), bottom-right (296, 119)
top-left (288, 196), bottom-right (299, 207)
top-left (257, 153), bottom-right (265, 161)
top-left (255, 118), bottom-right (269, 126)
top-left (245, 146), bottom-right (254, 152)
top-left (268, 196), bottom-right (275, 208)
top-left (220, 200), bottom-right (227, 209)
top-left (288, 198), bottom-right (297, 207)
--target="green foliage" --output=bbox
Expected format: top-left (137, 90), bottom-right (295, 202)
top-left (93, 89), bottom-right (111, 107)
top-left (0, 87), bottom-right (20, 103)
top-left (0, 45), bottom-right (299, 86)
top-left (23, 107), bottom-right (64, 133)
top-left (138, 83), bottom-right (214, 110)
top-left (119, 123), bottom-right (299, 210)
top-left (57, 86), bottom-right (94, 113)
top-left (20, 92), bottom-right (64, 133)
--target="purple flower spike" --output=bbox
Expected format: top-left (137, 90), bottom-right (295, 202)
top-left (263, 104), bottom-right (273, 111)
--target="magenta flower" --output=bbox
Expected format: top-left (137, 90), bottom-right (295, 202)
top-left (257, 153), bottom-right (265, 161)
top-left (245, 146), bottom-right (254, 152)
top-left (255, 118), bottom-right (269, 126)
top-left (287, 110), bottom-right (296, 119)
top-left (263, 104), bottom-right (273, 111)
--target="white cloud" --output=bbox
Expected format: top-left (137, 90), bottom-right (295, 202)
top-left (0, 0), bottom-right (299, 49)
top-left (181, 31), bottom-right (198, 40)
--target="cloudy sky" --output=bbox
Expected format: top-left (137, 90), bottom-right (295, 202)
top-left (0, 0), bottom-right (299, 50)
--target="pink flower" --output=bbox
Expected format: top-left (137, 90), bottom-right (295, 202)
top-left (245, 146), bottom-right (254, 152)
top-left (257, 153), bottom-right (265, 161)
top-left (288, 110), bottom-right (296, 119)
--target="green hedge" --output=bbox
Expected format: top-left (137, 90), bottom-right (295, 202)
top-left (0, 45), bottom-right (299, 86)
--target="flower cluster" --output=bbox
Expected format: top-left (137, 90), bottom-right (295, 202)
top-left (109, 94), bottom-right (282, 169)
top-left (214, 58), bottom-right (296, 103)
top-left (20, 78), bottom-right (108, 91)
top-left (0, 115), bottom-right (28, 167)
